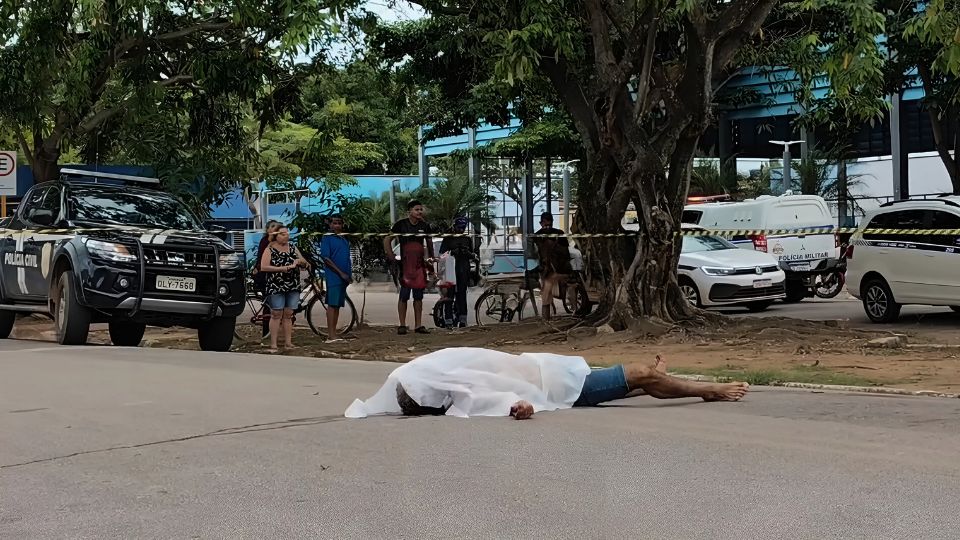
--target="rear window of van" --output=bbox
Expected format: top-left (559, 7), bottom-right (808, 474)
top-left (681, 210), bottom-right (702, 224)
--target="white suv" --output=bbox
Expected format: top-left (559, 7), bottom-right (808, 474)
top-left (846, 197), bottom-right (960, 323)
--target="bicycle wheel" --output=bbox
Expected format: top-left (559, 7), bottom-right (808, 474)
top-left (474, 290), bottom-right (515, 326)
top-left (432, 299), bottom-right (448, 328)
top-left (306, 292), bottom-right (357, 337)
top-left (235, 296), bottom-right (269, 343)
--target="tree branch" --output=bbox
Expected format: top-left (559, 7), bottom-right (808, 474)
top-left (13, 126), bottom-right (34, 165)
top-left (153, 20), bottom-right (234, 43)
top-left (632, 14), bottom-right (659, 121)
top-left (919, 65), bottom-right (960, 190)
top-left (79, 75), bottom-right (195, 133)
top-left (710, 0), bottom-right (781, 78)
top-left (402, 0), bottom-right (469, 17)
top-left (584, 0), bottom-right (625, 88)
top-left (540, 56), bottom-right (601, 153)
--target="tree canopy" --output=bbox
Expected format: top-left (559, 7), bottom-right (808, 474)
top-left (0, 0), bottom-right (353, 187)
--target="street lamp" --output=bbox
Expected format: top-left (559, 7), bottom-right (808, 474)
top-left (769, 140), bottom-right (804, 194)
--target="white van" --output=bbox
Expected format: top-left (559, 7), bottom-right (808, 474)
top-left (681, 193), bottom-right (839, 302)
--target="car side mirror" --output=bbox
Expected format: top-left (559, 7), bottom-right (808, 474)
top-left (207, 224), bottom-right (226, 232)
top-left (30, 209), bottom-right (55, 226)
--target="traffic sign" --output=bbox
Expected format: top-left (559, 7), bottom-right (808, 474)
top-left (0, 151), bottom-right (16, 196)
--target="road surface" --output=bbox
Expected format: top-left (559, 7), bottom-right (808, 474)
top-left (3, 341), bottom-right (960, 539)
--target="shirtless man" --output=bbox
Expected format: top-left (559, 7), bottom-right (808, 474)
top-left (345, 348), bottom-right (749, 419)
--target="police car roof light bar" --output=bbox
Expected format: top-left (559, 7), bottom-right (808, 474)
top-left (59, 168), bottom-right (161, 185)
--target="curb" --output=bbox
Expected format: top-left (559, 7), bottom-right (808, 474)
top-left (672, 374), bottom-right (960, 399)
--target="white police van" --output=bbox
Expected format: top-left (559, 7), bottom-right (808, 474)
top-left (681, 193), bottom-right (839, 302)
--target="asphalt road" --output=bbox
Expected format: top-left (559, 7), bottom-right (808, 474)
top-left (3, 341), bottom-right (960, 539)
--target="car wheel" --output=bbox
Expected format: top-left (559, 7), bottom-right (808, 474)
top-left (109, 321), bottom-right (146, 347)
top-left (198, 316), bottom-right (237, 352)
top-left (678, 278), bottom-right (702, 307)
top-left (745, 300), bottom-right (773, 312)
top-left (862, 278), bottom-right (901, 323)
top-left (55, 271), bottom-right (92, 345)
top-left (0, 310), bottom-right (14, 339)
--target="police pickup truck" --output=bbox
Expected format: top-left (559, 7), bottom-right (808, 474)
top-left (0, 169), bottom-right (245, 350)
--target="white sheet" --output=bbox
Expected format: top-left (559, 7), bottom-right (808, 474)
top-left (344, 347), bottom-right (592, 418)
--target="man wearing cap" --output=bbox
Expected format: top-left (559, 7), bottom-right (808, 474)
top-left (439, 217), bottom-right (476, 328)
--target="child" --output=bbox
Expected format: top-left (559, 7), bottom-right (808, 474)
top-left (438, 217), bottom-right (475, 328)
top-left (319, 214), bottom-right (352, 343)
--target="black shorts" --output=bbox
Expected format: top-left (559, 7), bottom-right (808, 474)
top-left (399, 286), bottom-right (425, 302)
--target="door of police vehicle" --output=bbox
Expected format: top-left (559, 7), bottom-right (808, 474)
top-left (5, 186), bottom-right (62, 301)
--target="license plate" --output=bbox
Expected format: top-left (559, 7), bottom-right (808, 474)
top-left (156, 276), bottom-right (197, 292)
top-left (753, 279), bottom-right (772, 288)
top-left (791, 263), bottom-right (811, 271)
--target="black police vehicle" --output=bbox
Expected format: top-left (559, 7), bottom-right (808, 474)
top-left (0, 169), bottom-right (245, 350)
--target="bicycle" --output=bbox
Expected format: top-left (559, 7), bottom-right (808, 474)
top-left (234, 261), bottom-right (358, 343)
top-left (473, 266), bottom-right (595, 325)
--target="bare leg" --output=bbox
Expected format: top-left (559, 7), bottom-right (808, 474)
top-left (268, 311), bottom-right (281, 351)
top-left (623, 361), bottom-right (748, 402)
top-left (282, 308), bottom-right (294, 348)
top-left (413, 299), bottom-right (423, 328)
top-left (326, 306), bottom-right (339, 340)
top-left (398, 300), bottom-right (408, 328)
top-left (541, 275), bottom-right (556, 320)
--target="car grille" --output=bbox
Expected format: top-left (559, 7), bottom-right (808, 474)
top-left (141, 244), bottom-right (218, 299)
top-left (142, 246), bottom-right (216, 269)
top-left (709, 282), bottom-right (785, 301)
top-left (731, 265), bottom-right (779, 275)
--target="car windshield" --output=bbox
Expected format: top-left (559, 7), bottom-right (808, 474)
top-left (67, 186), bottom-right (201, 230)
top-left (682, 234), bottom-right (737, 253)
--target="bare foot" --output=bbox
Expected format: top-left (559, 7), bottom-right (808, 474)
top-left (702, 382), bottom-right (749, 402)
top-left (654, 355), bottom-right (667, 374)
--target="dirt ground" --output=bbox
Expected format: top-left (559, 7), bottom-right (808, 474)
top-left (11, 314), bottom-right (960, 393)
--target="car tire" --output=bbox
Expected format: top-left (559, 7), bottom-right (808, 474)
top-left (861, 277), bottom-right (901, 323)
top-left (55, 271), bottom-right (92, 346)
top-left (198, 316), bottom-right (237, 352)
top-left (0, 310), bottom-right (14, 339)
top-left (109, 321), bottom-right (146, 347)
top-left (678, 277), bottom-right (702, 308)
top-left (745, 300), bottom-right (773, 312)
top-left (784, 281), bottom-right (807, 303)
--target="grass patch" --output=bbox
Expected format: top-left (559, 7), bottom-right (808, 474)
top-left (669, 366), bottom-right (885, 387)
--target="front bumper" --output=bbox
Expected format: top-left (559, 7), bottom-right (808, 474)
top-left (75, 251), bottom-right (245, 322)
top-left (779, 258), bottom-right (842, 279)
top-left (708, 281), bottom-right (786, 303)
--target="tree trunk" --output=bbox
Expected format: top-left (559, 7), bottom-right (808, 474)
top-left (574, 151), bottom-right (702, 330)
top-left (31, 141), bottom-right (62, 184)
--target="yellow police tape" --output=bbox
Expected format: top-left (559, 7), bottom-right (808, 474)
top-left (3, 226), bottom-right (960, 238)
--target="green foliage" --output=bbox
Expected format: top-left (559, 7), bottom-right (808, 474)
top-left (0, 0), bottom-right (357, 185)
top-left (297, 61), bottom-right (419, 175)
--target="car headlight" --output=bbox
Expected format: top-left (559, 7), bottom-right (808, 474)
top-left (218, 252), bottom-right (244, 269)
top-left (701, 266), bottom-right (735, 276)
top-left (85, 239), bottom-right (137, 262)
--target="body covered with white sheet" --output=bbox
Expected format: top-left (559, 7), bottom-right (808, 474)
top-left (344, 347), bottom-right (592, 418)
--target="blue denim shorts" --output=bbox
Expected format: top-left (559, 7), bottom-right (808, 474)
top-left (266, 291), bottom-right (300, 310)
top-left (574, 365), bottom-right (630, 406)
top-left (326, 283), bottom-right (347, 308)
